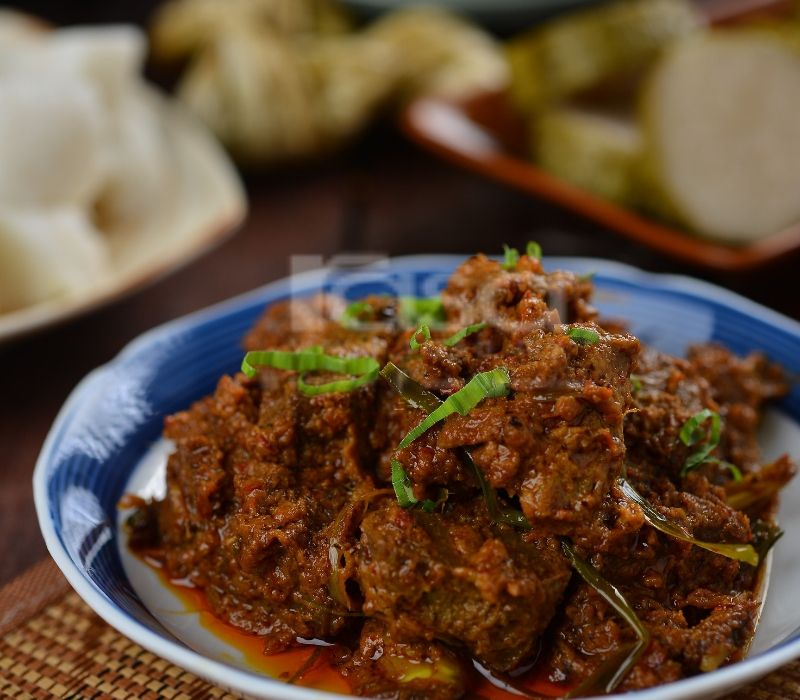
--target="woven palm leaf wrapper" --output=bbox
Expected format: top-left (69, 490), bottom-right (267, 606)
top-left (152, 0), bottom-right (508, 167)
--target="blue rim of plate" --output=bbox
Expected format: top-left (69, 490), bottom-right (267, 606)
top-left (34, 255), bottom-right (800, 700)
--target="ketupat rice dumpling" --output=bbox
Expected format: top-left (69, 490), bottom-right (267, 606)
top-left (153, 0), bottom-right (508, 167)
top-left (533, 106), bottom-right (641, 205)
top-left (508, 0), bottom-right (800, 243)
top-left (365, 7), bottom-right (508, 101)
top-left (150, 0), bottom-right (352, 65)
top-left (637, 28), bottom-right (800, 243)
top-left (506, 0), bottom-right (701, 114)
top-left (177, 28), bottom-right (403, 164)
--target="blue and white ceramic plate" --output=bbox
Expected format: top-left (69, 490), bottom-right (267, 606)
top-left (34, 256), bottom-right (800, 700)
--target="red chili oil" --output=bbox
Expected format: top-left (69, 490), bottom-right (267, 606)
top-left (137, 553), bottom-right (571, 699)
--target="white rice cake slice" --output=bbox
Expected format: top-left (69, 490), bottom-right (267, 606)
top-left (0, 208), bottom-right (109, 313)
top-left (0, 74), bottom-right (108, 207)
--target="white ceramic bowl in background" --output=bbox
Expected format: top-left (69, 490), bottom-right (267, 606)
top-left (0, 86), bottom-right (246, 344)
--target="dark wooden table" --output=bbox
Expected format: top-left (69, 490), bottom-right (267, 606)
top-left (2, 131), bottom-right (799, 586)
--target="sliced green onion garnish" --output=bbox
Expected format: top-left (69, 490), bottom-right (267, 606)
top-left (526, 241), bottom-right (542, 260)
top-left (630, 374), bottom-right (643, 394)
top-left (461, 449), bottom-right (530, 529)
top-left (443, 322), bottom-right (487, 347)
top-left (409, 322), bottom-right (487, 350)
top-left (562, 540), bottom-right (650, 696)
top-left (502, 244), bottom-right (520, 270)
top-left (382, 362), bottom-right (524, 526)
top-left (297, 369), bottom-right (379, 396)
top-left (410, 323), bottom-right (431, 350)
top-left (680, 409), bottom-right (720, 448)
top-left (391, 459), bottom-right (418, 508)
top-left (618, 477), bottom-right (758, 566)
top-left (566, 327), bottom-right (600, 345)
top-left (339, 300), bottom-right (374, 328)
top-left (390, 459), bottom-right (439, 512)
top-left (678, 410), bottom-right (740, 480)
top-left (398, 296), bottom-right (446, 327)
top-left (241, 348), bottom-right (380, 396)
top-left (397, 367), bottom-right (511, 450)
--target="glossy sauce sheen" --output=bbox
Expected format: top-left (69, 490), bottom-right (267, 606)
top-left (141, 555), bottom-right (567, 698)
top-left (126, 254), bottom-right (791, 698)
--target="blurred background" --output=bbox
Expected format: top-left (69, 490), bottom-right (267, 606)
top-left (2, 0), bottom-right (800, 582)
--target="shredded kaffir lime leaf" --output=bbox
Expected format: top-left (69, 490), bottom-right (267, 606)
top-left (380, 362), bottom-right (441, 413)
top-left (297, 370), bottom-right (379, 396)
top-left (503, 241), bottom-right (542, 269)
top-left (397, 367), bottom-right (511, 450)
top-left (566, 327), bottom-right (600, 345)
top-left (562, 540), bottom-right (650, 695)
top-left (680, 409), bottom-right (720, 448)
top-left (461, 449), bottom-right (530, 529)
top-left (618, 477), bottom-right (758, 566)
top-left (241, 348), bottom-right (380, 396)
top-left (411, 322), bottom-right (488, 350)
top-left (340, 297), bottom-right (445, 330)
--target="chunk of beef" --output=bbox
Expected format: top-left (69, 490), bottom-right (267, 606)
top-left (441, 254), bottom-right (596, 334)
top-left (625, 346), bottom-right (717, 477)
top-left (388, 326), bottom-right (638, 535)
top-left (149, 312), bottom-right (388, 648)
top-left (339, 620), bottom-right (467, 700)
top-left (688, 343), bottom-right (790, 471)
top-left (356, 498), bottom-right (571, 672)
top-left (543, 581), bottom-right (757, 691)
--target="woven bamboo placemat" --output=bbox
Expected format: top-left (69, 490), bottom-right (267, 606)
top-left (1, 559), bottom-right (799, 700)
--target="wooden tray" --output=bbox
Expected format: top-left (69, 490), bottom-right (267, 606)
top-left (400, 0), bottom-right (800, 272)
top-left (2, 558), bottom-right (800, 699)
